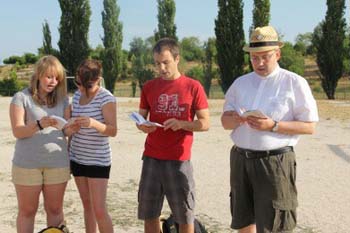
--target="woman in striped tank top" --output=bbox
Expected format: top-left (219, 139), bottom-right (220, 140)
top-left (67, 59), bottom-right (117, 233)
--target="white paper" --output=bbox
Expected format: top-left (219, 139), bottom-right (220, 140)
top-left (129, 112), bottom-right (164, 127)
top-left (50, 115), bottom-right (68, 130)
top-left (241, 110), bottom-right (267, 118)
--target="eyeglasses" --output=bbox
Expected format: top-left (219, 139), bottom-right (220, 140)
top-left (73, 79), bottom-right (93, 89)
top-left (250, 51), bottom-right (276, 63)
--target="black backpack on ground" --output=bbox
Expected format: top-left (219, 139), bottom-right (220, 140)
top-left (160, 215), bottom-right (208, 233)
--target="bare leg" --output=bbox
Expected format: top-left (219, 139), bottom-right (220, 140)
top-left (15, 184), bottom-right (41, 233)
top-left (238, 224), bottom-right (256, 233)
top-left (144, 218), bottom-right (160, 233)
top-left (74, 177), bottom-right (97, 233)
top-left (87, 178), bottom-right (114, 233)
top-left (42, 182), bottom-right (67, 227)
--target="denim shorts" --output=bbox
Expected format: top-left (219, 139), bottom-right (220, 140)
top-left (138, 156), bottom-right (196, 224)
top-left (230, 146), bottom-right (297, 233)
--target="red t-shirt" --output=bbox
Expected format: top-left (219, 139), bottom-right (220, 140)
top-left (140, 75), bottom-right (208, 161)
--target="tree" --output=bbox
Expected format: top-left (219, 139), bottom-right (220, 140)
top-left (90, 45), bottom-right (105, 60)
top-left (3, 54), bottom-right (38, 65)
top-left (129, 37), bottom-right (148, 59)
top-left (154, 0), bottom-right (177, 41)
top-left (314, 0), bottom-right (346, 99)
top-left (23, 53), bottom-right (39, 64)
top-left (215, 0), bottom-right (245, 93)
top-left (38, 20), bottom-right (59, 57)
top-left (202, 38), bottom-right (217, 97)
top-left (129, 38), bottom-right (154, 90)
top-left (180, 37), bottom-right (204, 61)
top-left (252, 0), bottom-right (270, 29)
top-left (248, 0), bottom-right (270, 71)
top-left (101, 0), bottom-right (123, 93)
top-left (58, 0), bottom-right (91, 77)
top-left (186, 66), bottom-right (204, 85)
top-left (294, 32), bottom-right (314, 56)
top-left (42, 20), bottom-right (54, 55)
top-left (279, 42), bottom-right (305, 76)
top-left (343, 28), bottom-right (350, 76)
top-left (3, 56), bottom-right (25, 65)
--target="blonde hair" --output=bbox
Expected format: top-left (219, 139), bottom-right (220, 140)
top-left (30, 55), bottom-right (67, 107)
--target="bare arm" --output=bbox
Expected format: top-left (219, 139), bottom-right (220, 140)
top-left (271, 121), bottom-right (316, 134)
top-left (246, 116), bottom-right (316, 135)
top-left (163, 108), bottom-right (210, 132)
top-left (136, 108), bottom-right (157, 134)
top-left (221, 111), bottom-right (246, 130)
top-left (73, 102), bottom-right (117, 137)
top-left (10, 104), bottom-right (39, 138)
top-left (10, 104), bottom-right (56, 139)
top-left (62, 104), bottom-right (78, 137)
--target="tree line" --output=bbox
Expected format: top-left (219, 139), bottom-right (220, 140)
top-left (3, 0), bottom-right (349, 99)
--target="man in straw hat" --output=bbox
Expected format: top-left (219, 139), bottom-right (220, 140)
top-left (221, 25), bottom-right (319, 232)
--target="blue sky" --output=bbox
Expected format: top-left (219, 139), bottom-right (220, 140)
top-left (0, 0), bottom-right (349, 64)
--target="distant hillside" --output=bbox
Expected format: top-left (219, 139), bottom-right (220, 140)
top-left (0, 57), bottom-right (323, 81)
top-left (0, 64), bottom-right (33, 81)
top-left (304, 57), bottom-right (320, 79)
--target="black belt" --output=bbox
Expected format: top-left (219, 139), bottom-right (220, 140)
top-left (235, 146), bottom-right (293, 159)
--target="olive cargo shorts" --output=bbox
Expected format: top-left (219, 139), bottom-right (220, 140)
top-left (230, 146), bottom-right (297, 233)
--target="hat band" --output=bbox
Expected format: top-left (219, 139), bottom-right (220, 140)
top-left (249, 41), bottom-right (280, 47)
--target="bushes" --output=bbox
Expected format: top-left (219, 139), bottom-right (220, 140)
top-left (3, 56), bottom-right (26, 65)
top-left (279, 42), bottom-right (305, 76)
top-left (3, 53), bottom-right (38, 65)
top-left (180, 37), bottom-right (204, 62)
top-left (185, 66), bottom-right (204, 85)
top-left (0, 72), bottom-right (26, 96)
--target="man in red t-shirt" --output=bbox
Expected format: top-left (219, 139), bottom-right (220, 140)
top-left (136, 37), bottom-right (210, 233)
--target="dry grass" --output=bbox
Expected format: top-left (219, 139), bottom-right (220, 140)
top-left (317, 100), bottom-right (350, 121)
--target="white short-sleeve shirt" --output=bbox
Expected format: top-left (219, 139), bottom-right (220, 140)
top-left (223, 65), bottom-right (319, 150)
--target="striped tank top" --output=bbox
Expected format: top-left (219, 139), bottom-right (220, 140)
top-left (69, 87), bottom-right (116, 166)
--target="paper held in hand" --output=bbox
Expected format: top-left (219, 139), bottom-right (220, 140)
top-left (50, 115), bottom-right (76, 130)
top-left (129, 112), bottom-right (164, 127)
top-left (241, 110), bottom-right (267, 118)
top-left (234, 106), bottom-right (267, 118)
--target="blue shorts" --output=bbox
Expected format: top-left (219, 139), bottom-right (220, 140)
top-left (138, 156), bottom-right (196, 224)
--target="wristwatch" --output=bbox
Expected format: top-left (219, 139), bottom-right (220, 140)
top-left (271, 120), bottom-right (279, 132)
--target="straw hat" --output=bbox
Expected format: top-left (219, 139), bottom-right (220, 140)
top-left (243, 26), bottom-right (284, 52)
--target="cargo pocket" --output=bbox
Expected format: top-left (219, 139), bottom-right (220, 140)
top-left (271, 200), bottom-right (297, 232)
top-left (229, 192), bottom-right (233, 216)
top-left (184, 190), bottom-right (195, 211)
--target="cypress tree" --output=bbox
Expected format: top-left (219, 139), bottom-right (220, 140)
top-left (215, 0), bottom-right (245, 93)
top-left (154, 0), bottom-right (177, 41)
top-left (58, 0), bottom-right (91, 77)
top-left (252, 0), bottom-right (270, 29)
top-left (315, 0), bottom-right (346, 99)
top-left (42, 20), bottom-right (53, 55)
top-left (101, 0), bottom-right (123, 93)
top-left (203, 38), bottom-right (217, 97)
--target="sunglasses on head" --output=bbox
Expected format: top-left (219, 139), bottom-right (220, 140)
top-left (73, 79), bottom-right (93, 89)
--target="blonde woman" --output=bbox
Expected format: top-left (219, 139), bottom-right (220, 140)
top-left (69, 59), bottom-right (116, 233)
top-left (9, 55), bottom-right (71, 232)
